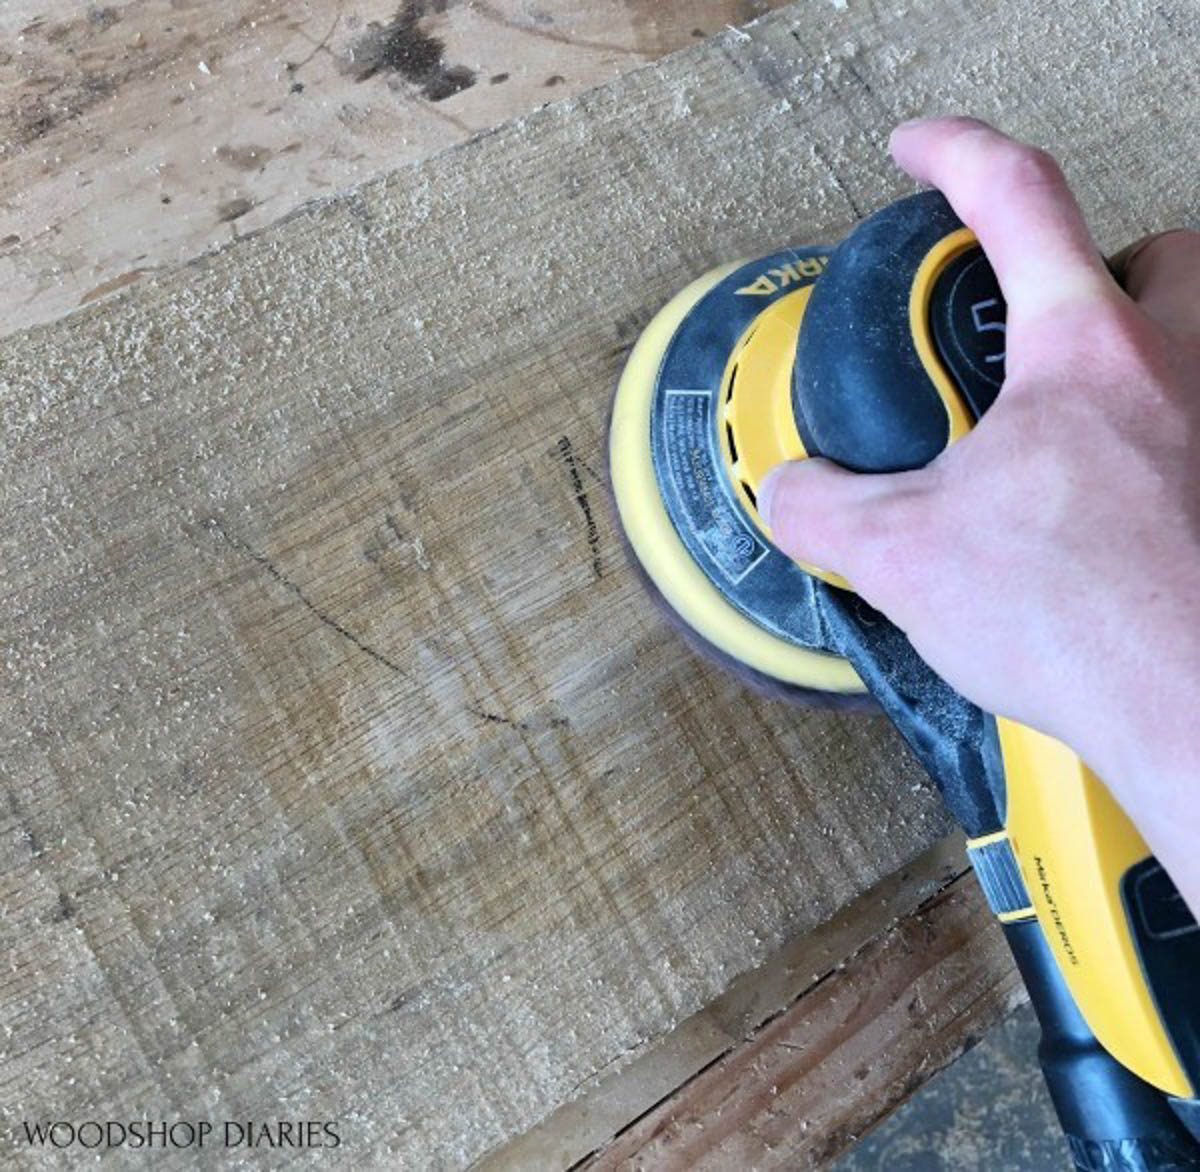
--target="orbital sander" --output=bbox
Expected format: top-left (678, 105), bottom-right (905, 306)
top-left (610, 190), bottom-right (1200, 1167)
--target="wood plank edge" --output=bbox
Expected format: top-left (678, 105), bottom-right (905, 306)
top-left (477, 832), bottom-right (974, 1170)
top-left (582, 868), bottom-right (1028, 1169)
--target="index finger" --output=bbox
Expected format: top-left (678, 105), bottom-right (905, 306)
top-left (889, 117), bottom-right (1118, 320)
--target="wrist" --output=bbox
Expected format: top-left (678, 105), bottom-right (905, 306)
top-left (1054, 561), bottom-right (1200, 816)
top-left (1062, 642), bottom-right (1200, 911)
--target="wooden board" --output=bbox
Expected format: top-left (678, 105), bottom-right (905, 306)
top-left (2, 0), bottom-right (1197, 1166)
top-left (0, 0), bottom-right (791, 336)
top-left (479, 833), bottom-right (1022, 1170)
top-left (580, 870), bottom-right (1025, 1170)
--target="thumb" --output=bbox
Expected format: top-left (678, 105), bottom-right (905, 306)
top-left (758, 458), bottom-right (925, 594)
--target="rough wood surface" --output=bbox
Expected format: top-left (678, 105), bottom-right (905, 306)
top-left (0, 0), bottom-right (789, 336)
top-left (2, 0), bottom-right (1197, 1167)
top-left (581, 871), bottom-right (1025, 1171)
top-left (482, 836), bottom-right (973, 1170)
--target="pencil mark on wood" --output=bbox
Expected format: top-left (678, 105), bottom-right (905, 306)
top-left (470, 707), bottom-right (526, 730)
top-left (557, 436), bottom-right (603, 579)
top-left (576, 454), bottom-right (608, 489)
top-left (468, 707), bottom-right (570, 732)
top-left (210, 518), bottom-right (408, 678)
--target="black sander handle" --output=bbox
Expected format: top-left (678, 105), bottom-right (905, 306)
top-left (792, 190), bottom-right (1004, 466)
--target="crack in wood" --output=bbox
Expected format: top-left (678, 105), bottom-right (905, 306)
top-left (569, 867), bottom-right (977, 1168)
top-left (209, 517), bottom-right (409, 678)
top-left (811, 141), bottom-right (864, 220)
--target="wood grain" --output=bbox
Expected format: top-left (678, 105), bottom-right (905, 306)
top-left (581, 872), bottom-right (1025, 1170)
top-left (0, 0), bottom-right (790, 336)
top-left (2, 0), bottom-right (1197, 1166)
top-left (481, 835), bottom-right (974, 1170)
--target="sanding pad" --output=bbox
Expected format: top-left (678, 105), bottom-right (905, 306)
top-left (609, 252), bottom-right (866, 697)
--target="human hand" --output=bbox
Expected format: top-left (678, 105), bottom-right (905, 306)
top-left (759, 116), bottom-right (1200, 896)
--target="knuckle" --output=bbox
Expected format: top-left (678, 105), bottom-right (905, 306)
top-left (995, 143), bottom-right (1066, 198)
top-left (941, 114), bottom-right (992, 137)
top-left (1021, 296), bottom-right (1160, 378)
top-left (846, 486), bottom-right (938, 586)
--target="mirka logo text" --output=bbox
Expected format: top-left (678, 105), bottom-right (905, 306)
top-left (20, 1120), bottom-right (341, 1151)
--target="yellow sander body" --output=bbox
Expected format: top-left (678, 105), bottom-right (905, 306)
top-left (609, 189), bottom-right (1200, 1161)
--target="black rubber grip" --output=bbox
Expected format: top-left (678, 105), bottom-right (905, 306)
top-left (792, 189), bottom-right (966, 471)
top-left (1004, 917), bottom-right (1200, 1169)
